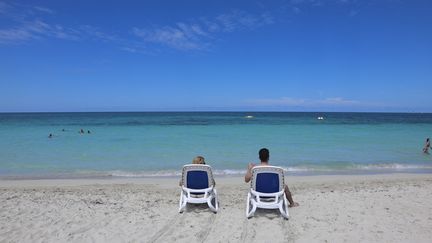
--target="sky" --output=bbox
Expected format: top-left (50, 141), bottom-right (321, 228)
top-left (0, 0), bottom-right (431, 112)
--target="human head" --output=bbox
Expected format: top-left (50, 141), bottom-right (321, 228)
top-left (259, 148), bottom-right (269, 162)
top-left (427, 138), bottom-right (430, 142)
top-left (192, 156), bottom-right (205, 164)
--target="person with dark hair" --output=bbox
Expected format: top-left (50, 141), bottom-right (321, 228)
top-left (48, 133), bottom-right (53, 138)
top-left (258, 148), bottom-right (270, 162)
top-left (423, 138), bottom-right (430, 154)
top-left (244, 148), bottom-right (299, 207)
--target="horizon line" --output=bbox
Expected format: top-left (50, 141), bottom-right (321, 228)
top-left (1, 110), bottom-right (431, 114)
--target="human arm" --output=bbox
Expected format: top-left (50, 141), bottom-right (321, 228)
top-left (244, 163), bottom-right (255, 183)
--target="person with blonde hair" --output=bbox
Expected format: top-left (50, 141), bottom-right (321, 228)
top-left (179, 156), bottom-right (215, 186)
top-left (192, 156), bottom-right (205, 164)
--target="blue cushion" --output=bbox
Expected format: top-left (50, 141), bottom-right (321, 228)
top-left (256, 172), bottom-right (279, 193)
top-left (187, 171), bottom-right (209, 189)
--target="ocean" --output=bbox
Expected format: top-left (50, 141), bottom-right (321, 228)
top-left (0, 112), bottom-right (431, 178)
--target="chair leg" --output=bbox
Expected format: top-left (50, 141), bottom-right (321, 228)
top-left (179, 191), bottom-right (187, 213)
top-left (279, 194), bottom-right (289, 219)
top-left (208, 189), bottom-right (218, 213)
top-left (214, 189), bottom-right (219, 212)
top-left (246, 192), bottom-right (256, 218)
top-left (208, 199), bottom-right (217, 213)
top-left (178, 191), bottom-right (183, 212)
top-left (245, 192), bottom-right (250, 217)
top-left (284, 196), bottom-right (290, 218)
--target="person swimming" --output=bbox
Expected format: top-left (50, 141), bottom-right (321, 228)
top-left (423, 138), bottom-right (430, 154)
top-left (48, 133), bottom-right (53, 138)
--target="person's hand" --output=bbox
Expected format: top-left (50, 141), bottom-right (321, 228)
top-left (247, 163), bottom-right (255, 171)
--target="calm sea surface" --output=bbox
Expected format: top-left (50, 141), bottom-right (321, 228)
top-left (0, 112), bottom-right (431, 178)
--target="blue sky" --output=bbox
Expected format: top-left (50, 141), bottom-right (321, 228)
top-left (0, 0), bottom-right (431, 112)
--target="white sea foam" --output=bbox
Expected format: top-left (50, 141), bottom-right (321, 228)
top-left (99, 163), bottom-right (432, 178)
top-left (352, 163), bottom-right (432, 170)
top-left (108, 170), bottom-right (182, 177)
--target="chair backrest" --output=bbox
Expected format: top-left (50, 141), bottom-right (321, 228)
top-left (181, 164), bottom-right (215, 189)
top-left (251, 166), bottom-right (285, 193)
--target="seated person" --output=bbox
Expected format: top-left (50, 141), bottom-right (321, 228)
top-left (179, 156), bottom-right (215, 186)
top-left (192, 156), bottom-right (205, 165)
top-left (244, 148), bottom-right (299, 207)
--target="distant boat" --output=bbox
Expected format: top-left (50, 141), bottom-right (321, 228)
top-left (245, 115), bottom-right (254, 119)
top-left (317, 116), bottom-right (324, 120)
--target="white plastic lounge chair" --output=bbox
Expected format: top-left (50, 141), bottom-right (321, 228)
top-left (246, 165), bottom-right (289, 219)
top-left (179, 164), bottom-right (218, 213)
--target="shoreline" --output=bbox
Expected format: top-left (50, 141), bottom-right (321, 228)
top-left (0, 172), bottom-right (431, 187)
top-left (1, 168), bottom-right (432, 181)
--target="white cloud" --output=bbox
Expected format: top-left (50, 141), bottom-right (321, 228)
top-left (133, 25), bottom-right (205, 51)
top-left (215, 10), bottom-right (272, 32)
top-left (78, 25), bottom-right (119, 42)
top-left (246, 97), bottom-right (359, 107)
top-left (0, 28), bottom-right (33, 42)
top-left (0, 2), bottom-right (122, 45)
top-left (0, 4), bottom-right (275, 53)
top-left (320, 97), bottom-right (358, 105)
top-left (0, 20), bottom-right (79, 44)
top-left (0, 1), bottom-right (9, 14)
top-left (290, 0), bottom-right (322, 5)
top-left (247, 97), bottom-right (307, 106)
top-left (132, 10), bottom-right (274, 51)
top-left (215, 12), bottom-right (242, 32)
top-left (0, 2), bottom-right (82, 44)
top-left (33, 6), bottom-right (54, 14)
top-left (121, 46), bottom-right (138, 53)
top-left (290, 0), bottom-right (357, 6)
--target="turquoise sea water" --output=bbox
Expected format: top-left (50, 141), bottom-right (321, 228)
top-left (0, 112), bottom-right (431, 178)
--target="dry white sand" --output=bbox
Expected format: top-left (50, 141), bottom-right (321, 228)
top-left (1, 174), bottom-right (432, 243)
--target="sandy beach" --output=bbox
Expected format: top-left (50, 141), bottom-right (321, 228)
top-left (1, 174), bottom-right (432, 242)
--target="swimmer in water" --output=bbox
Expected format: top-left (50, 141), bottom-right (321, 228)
top-left (48, 133), bottom-right (53, 138)
top-left (423, 138), bottom-right (430, 154)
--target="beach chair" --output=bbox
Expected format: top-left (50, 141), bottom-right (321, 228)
top-left (179, 164), bottom-right (218, 213)
top-left (246, 165), bottom-right (289, 219)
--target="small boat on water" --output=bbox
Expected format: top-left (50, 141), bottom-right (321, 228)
top-left (245, 115), bottom-right (254, 119)
top-left (317, 116), bottom-right (324, 120)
